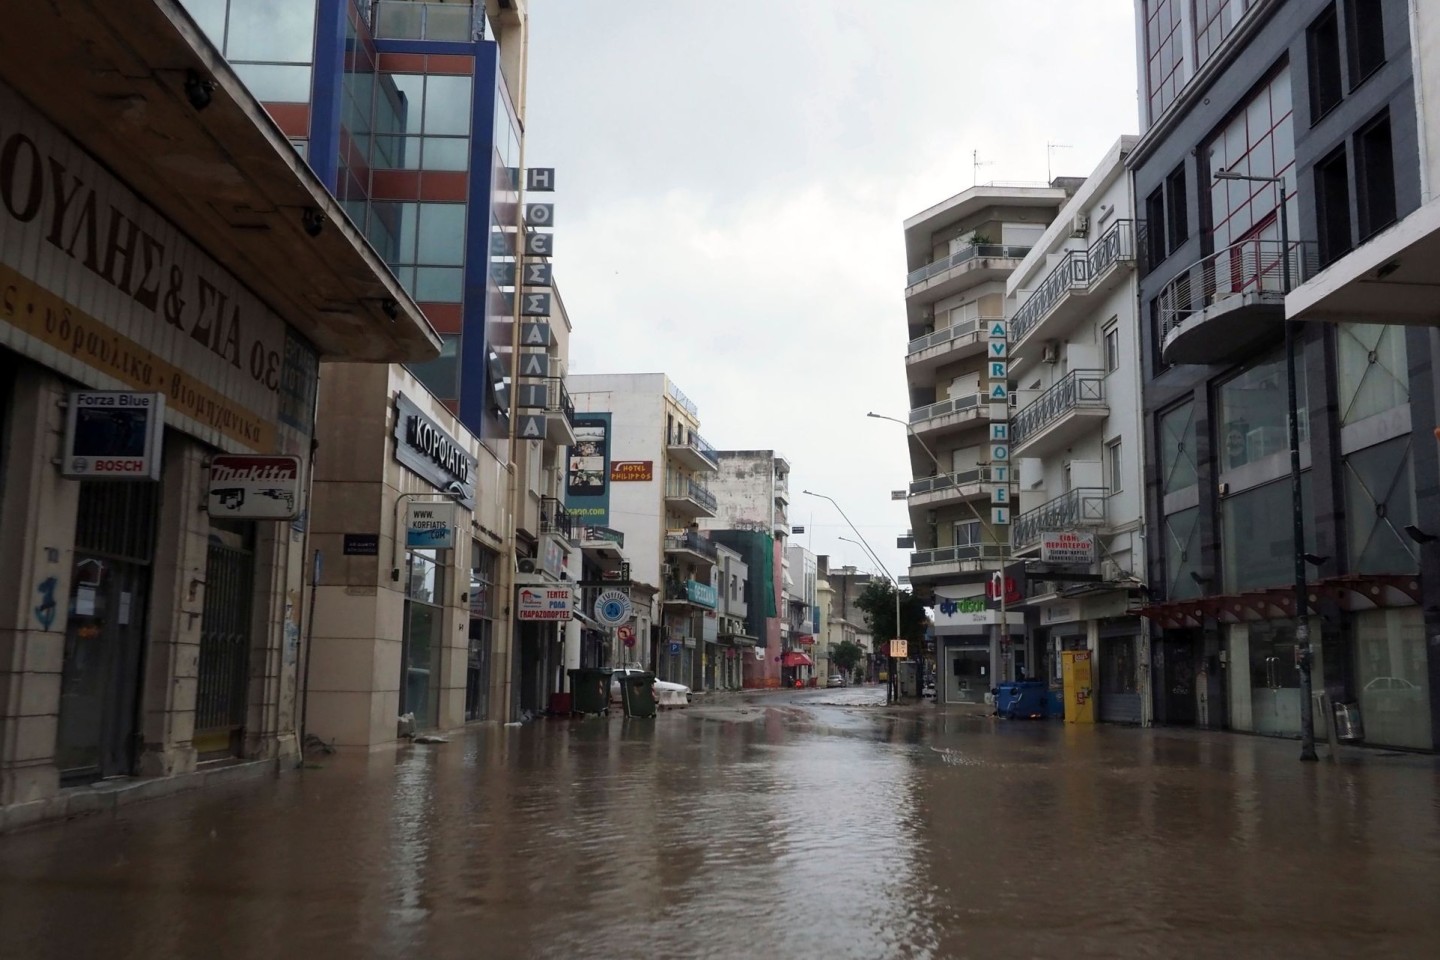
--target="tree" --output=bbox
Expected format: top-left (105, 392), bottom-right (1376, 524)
top-left (829, 639), bottom-right (865, 676)
top-left (854, 580), bottom-right (927, 647)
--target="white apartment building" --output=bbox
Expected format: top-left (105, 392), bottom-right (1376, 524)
top-left (567, 373), bottom-right (721, 684)
top-left (1005, 137), bottom-right (1148, 724)
top-left (899, 183), bottom-right (1074, 705)
top-left (785, 544), bottom-right (819, 683)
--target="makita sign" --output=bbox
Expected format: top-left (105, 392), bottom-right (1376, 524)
top-left (211, 457), bottom-right (300, 483)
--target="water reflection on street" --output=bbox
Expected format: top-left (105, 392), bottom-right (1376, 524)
top-left (2, 688), bottom-right (1439, 960)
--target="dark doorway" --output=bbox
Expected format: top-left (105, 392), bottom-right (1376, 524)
top-left (194, 524), bottom-right (256, 758)
top-left (1153, 631), bottom-right (1198, 726)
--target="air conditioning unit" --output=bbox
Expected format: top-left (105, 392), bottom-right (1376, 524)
top-left (661, 562), bottom-right (674, 577)
top-left (517, 557), bottom-right (539, 574)
top-left (1101, 559), bottom-right (1123, 582)
top-left (1072, 213), bottom-right (1089, 237)
top-left (1041, 342), bottom-right (1061, 364)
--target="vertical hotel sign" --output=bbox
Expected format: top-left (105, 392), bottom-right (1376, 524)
top-left (0, 84), bottom-right (303, 454)
top-left (987, 320), bottom-right (1011, 530)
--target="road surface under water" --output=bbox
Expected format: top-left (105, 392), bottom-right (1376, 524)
top-left (2, 687), bottom-right (1439, 960)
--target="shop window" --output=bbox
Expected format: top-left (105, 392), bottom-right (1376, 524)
top-left (1163, 506), bottom-right (1202, 600)
top-left (1165, 165), bottom-right (1188, 253)
top-left (1336, 323), bottom-right (1407, 426)
top-left (1314, 146), bottom-right (1352, 266)
top-left (1308, 4), bottom-right (1343, 121)
top-left (404, 549), bottom-right (446, 728)
top-left (1345, 0), bottom-right (1386, 88)
top-left (1354, 608), bottom-right (1429, 749)
top-left (1159, 402), bottom-right (1197, 494)
top-left (1355, 111), bottom-right (1397, 240)
top-left (1216, 349), bottom-right (1308, 473)
top-left (1343, 436), bottom-right (1418, 574)
top-left (1221, 474), bottom-right (1315, 592)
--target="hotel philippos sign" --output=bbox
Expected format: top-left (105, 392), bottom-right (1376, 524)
top-left (0, 85), bottom-right (312, 454)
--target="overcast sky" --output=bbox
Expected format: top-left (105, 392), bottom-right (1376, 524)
top-left (526, 0), bottom-right (1140, 581)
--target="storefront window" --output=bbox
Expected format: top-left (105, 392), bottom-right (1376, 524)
top-left (1164, 506), bottom-right (1202, 600)
top-left (467, 545), bottom-right (497, 721)
top-left (404, 548), bottom-right (445, 728)
top-left (1343, 437), bottom-right (1418, 574)
top-left (1159, 402), bottom-right (1197, 494)
top-left (1216, 350), bottom-right (1308, 473)
top-left (1354, 608), bottom-right (1430, 749)
top-left (1336, 323), bottom-right (1408, 425)
top-left (1220, 474), bottom-right (1314, 592)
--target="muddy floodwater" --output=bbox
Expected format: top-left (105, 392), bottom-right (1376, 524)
top-left (2, 687), bottom-right (1439, 960)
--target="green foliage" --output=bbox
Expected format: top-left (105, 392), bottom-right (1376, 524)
top-left (829, 639), bottom-right (865, 675)
top-left (854, 580), bottom-right (927, 651)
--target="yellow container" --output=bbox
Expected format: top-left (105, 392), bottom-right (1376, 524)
top-left (1060, 650), bottom-right (1095, 724)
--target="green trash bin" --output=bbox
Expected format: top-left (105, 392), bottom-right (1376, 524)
top-left (619, 671), bottom-right (658, 719)
top-left (568, 668), bottom-right (613, 715)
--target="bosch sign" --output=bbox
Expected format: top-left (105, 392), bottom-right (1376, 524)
top-left (61, 391), bottom-right (165, 481)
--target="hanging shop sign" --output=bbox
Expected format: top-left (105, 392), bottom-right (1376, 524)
top-left (1040, 531), bottom-right (1097, 565)
top-left (609, 460), bottom-right (653, 481)
top-left (61, 391), bottom-right (166, 481)
top-left (393, 393), bottom-right (476, 507)
top-left (517, 585), bottom-right (574, 621)
top-left (405, 501), bottom-right (457, 549)
top-left (206, 454), bottom-right (303, 520)
top-left (594, 588), bottom-right (633, 628)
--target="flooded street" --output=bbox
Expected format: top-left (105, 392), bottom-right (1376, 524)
top-left (3, 689), bottom-right (1439, 960)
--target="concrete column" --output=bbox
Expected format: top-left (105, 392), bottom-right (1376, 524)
top-left (245, 510), bottom-right (304, 761)
top-left (0, 368), bottom-right (77, 806)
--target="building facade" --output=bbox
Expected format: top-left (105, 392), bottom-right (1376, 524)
top-left (819, 559), bottom-right (876, 681)
top-left (0, 1), bottom-right (437, 821)
top-left (900, 183), bottom-right (1073, 703)
top-left (1131, 0), bottom-right (1438, 749)
top-left (1005, 138), bottom-right (1149, 723)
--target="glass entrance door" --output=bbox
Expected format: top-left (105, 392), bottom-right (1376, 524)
top-left (1248, 620), bottom-right (1302, 736)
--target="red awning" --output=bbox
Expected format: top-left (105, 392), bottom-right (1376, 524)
top-left (781, 651), bottom-right (813, 667)
top-left (795, 634), bottom-right (815, 645)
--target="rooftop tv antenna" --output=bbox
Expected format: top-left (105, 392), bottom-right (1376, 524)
top-left (1047, 142), bottom-right (1072, 183)
top-left (972, 149), bottom-right (995, 187)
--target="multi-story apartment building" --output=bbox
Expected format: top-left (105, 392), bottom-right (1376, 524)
top-left (567, 373), bottom-right (721, 686)
top-left (784, 544), bottom-right (819, 685)
top-left (1131, 0), bottom-right (1437, 750)
top-left (1005, 138), bottom-right (1148, 724)
top-left (899, 183), bottom-right (1073, 704)
top-left (819, 559), bottom-right (876, 679)
top-left (0, 2), bottom-right (438, 822)
top-left (701, 451), bottom-right (792, 687)
top-left (711, 543), bottom-right (753, 691)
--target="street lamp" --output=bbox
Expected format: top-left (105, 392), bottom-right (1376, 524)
top-left (803, 489), bottom-right (903, 703)
top-left (1214, 167), bottom-right (1316, 762)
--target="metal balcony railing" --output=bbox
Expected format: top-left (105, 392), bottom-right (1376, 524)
top-left (910, 544), bottom-right (1008, 566)
top-left (907, 317), bottom-right (995, 356)
top-left (370, 0), bottom-right (484, 41)
top-left (909, 392), bottom-right (983, 426)
top-left (1158, 238), bottom-right (1319, 342)
top-left (665, 529), bottom-right (718, 560)
top-left (908, 467), bottom-right (990, 496)
top-left (540, 497), bottom-right (572, 540)
top-left (665, 477), bottom-right (718, 512)
top-left (577, 524), bottom-right (624, 548)
top-left (905, 245), bottom-right (1033, 288)
top-left (1012, 487), bottom-right (1108, 548)
top-left (1010, 220), bottom-right (1136, 344)
top-left (666, 430), bottom-right (719, 468)
top-left (1011, 370), bottom-right (1107, 447)
top-left (544, 377), bottom-right (575, 426)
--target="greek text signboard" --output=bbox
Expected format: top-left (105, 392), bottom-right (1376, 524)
top-left (517, 586), bottom-right (574, 621)
top-left (1040, 531), bottom-right (1097, 565)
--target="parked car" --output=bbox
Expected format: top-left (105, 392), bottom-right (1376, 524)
top-left (826, 673), bottom-right (845, 688)
top-left (609, 667), bottom-right (690, 707)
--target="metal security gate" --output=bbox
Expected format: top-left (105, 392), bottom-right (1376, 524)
top-left (195, 539), bottom-right (255, 757)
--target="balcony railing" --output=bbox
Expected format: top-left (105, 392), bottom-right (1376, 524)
top-left (544, 377), bottom-right (575, 426)
top-left (665, 477), bottom-right (718, 512)
top-left (577, 524), bottom-right (624, 549)
top-left (1011, 370), bottom-right (1107, 447)
top-left (540, 497), bottom-right (573, 540)
top-left (370, 0), bottom-right (484, 41)
top-left (1012, 487), bottom-right (1108, 548)
top-left (909, 392), bottom-right (983, 426)
top-left (1158, 238), bottom-right (1319, 342)
top-left (905, 245), bottom-right (1033, 288)
top-left (1011, 220), bottom-right (1136, 344)
top-left (665, 529), bottom-right (718, 560)
top-left (910, 544), bottom-right (1008, 567)
top-left (908, 467), bottom-right (990, 496)
top-left (666, 431), bottom-right (719, 469)
top-left (906, 317), bottom-right (993, 356)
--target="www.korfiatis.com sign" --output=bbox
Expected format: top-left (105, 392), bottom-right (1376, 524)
top-left (206, 455), bottom-right (304, 520)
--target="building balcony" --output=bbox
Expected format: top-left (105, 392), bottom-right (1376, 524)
top-left (666, 432), bottom-right (719, 472)
top-left (664, 477), bottom-right (718, 519)
top-left (576, 524), bottom-right (625, 565)
top-left (664, 578), bottom-right (718, 609)
top-left (907, 467), bottom-right (993, 511)
top-left (1010, 370), bottom-right (1108, 458)
top-left (908, 543), bottom-right (1009, 584)
top-left (905, 317), bottom-right (995, 379)
top-left (1159, 239), bottom-right (1319, 365)
top-left (904, 245), bottom-right (1033, 313)
top-left (665, 529), bottom-right (718, 567)
top-left (773, 510), bottom-right (789, 536)
top-left (370, 0), bottom-right (485, 41)
top-left (1011, 220), bottom-right (1136, 355)
top-left (1012, 487), bottom-right (1108, 551)
top-left (774, 478), bottom-right (789, 506)
top-left (539, 497), bottom-right (573, 541)
top-left (908, 391), bottom-right (990, 440)
top-left (541, 377), bottom-right (576, 447)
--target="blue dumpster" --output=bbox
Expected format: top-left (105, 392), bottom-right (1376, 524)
top-left (995, 680), bottom-right (1048, 719)
top-left (1045, 688), bottom-right (1065, 719)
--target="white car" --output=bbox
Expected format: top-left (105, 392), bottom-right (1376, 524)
top-left (609, 667), bottom-right (691, 708)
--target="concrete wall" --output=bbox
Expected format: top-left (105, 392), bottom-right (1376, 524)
top-left (702, 451), bottom-right (785, 532)
top-left (1412, 0), bottom-right (1440, 199)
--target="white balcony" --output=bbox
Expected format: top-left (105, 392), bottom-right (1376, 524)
top-left (664, 477), bottom-right (718, 519)
top-left (908, 392), bottom-right (992, 441)
top-left (907, 467), bottom-right (994, 512)
top-left (1010, 370), bottom-right (1109, 458)
top-left (905, 317), bottom-right (994, 379)
top-left (908, 543), bottom-right (1008, 584)
top-left (1010, 220), bottom-right (1136, 357)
